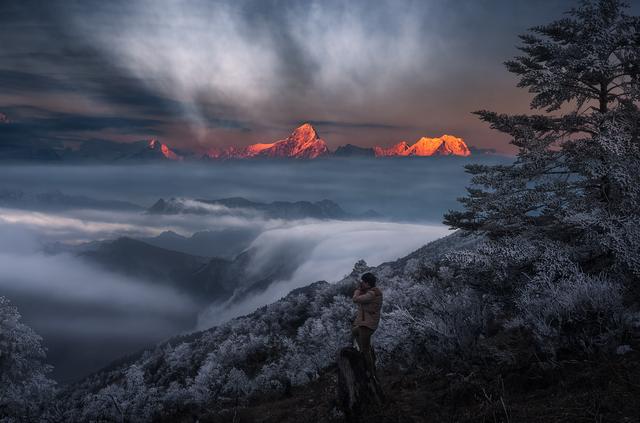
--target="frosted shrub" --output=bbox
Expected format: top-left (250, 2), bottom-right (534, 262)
top-left (252, 362), bottom-right (286, 393)
top-left (376, 274), bottom-right (486, 367)
top-left (375, 308), bottom-right (413, 365)
top-left (0, 297), bottom-right (56, 423)
top-left (165, 342), bottom-right (192, 371)
top-left (83, 365), bottom-right (160, 423)
top-left (222, 368), bottom-right (252, 399)
top-left (190, 353), bottom-right (226, 403)
top-left (512, 256), bottom-right (626, 355)
top-left (562, 123), bottom-right (640, 278)
top-left (443, 237), bottom-right (542, 296)
top-left (162, 381), bottom-right (193, 411)
top-left (292, 296), bottom-right (353, 374)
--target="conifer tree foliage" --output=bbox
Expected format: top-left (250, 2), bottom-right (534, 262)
top-left (0, 296), bottom-right (56, 423)
top-left (444, 0), bottom-right (640, 277)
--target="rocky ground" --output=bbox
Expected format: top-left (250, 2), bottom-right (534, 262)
top-left (158, 340), bottom-right (640, 423)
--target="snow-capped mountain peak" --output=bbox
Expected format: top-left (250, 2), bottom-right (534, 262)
top-left (373, 135), bottom-right (470, 157)
top-left (209, 123), bottom-right (330, 159)
top-left (147, 139), bottom-right (181, 160)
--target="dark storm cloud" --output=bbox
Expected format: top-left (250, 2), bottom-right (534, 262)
top-left (0, 70), bottom-right (70, 94)
top-left (22, 109), bottom-right (161, 134)
top-left (0, 1), bottom-right (190, 129)
top-left (301, 120), bottom-right (412, 142)
top-left (2, 0), bottom-right (637, 152)
top-left (307, 121), bottom-right (409, 131)
top-left (88, 75), bottom-right (185, 118)
top-left (0, 106), bottom-right (163, 145)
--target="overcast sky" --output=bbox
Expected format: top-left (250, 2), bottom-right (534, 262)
top-left (2, 0), bottom-right (635, 153)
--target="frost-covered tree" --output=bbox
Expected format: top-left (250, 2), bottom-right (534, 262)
top-left (508, 0), bottom-right (640, 116)
top-left (442, 0), bottom-right (640, 358)
top-left (81, 364), bottom-right (160, 423)
top-left (444, 0), bottom-right (640, 261)
top-left (0, 296), bottom-right (55, 423)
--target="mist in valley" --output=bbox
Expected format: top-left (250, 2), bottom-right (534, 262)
top-left (0, 156), bottom-right (508, 221)
top-left (0, 156), bottom-right (507, 381)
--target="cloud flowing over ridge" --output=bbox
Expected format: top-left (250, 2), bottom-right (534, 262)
top-left (199, 220), bottom-right (449, 327)
top-left (0, 159), bottom-right (494, 380)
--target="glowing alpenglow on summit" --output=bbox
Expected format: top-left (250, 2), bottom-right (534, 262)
top-left (373, 135), bottom-right (471, 157)
top-left (204, 124), bottom-right (471, 160)
top-left (207, 123), bottom-right (330, 159)
top-left (148, 139), bottom-right (182, 161)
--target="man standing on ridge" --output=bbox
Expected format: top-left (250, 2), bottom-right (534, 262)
top-left (352, 272), bottom-right (383, 374)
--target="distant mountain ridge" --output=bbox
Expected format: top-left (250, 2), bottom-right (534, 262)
top-left (70, 138), bottom-right (186, 162)
top-left (138, 228), bottom-right (259, 259)
top-left (78, 236), bottom-right (305, 306)
top-left (333, 144), bottom-right (376, 157)
top-left (207, 124), bottom-right (471, 159)
top-left (146, 196), bottom-right (380, 220)
top-left (0, 188), bottom-right (142, 211)
top-left (373, 134), bottom-right (471, 157)
top-left (0, 118), bottom-right (476, 162)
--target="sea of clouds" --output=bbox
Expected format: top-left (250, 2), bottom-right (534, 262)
top-left (0, 158), bottom-right (506, 380)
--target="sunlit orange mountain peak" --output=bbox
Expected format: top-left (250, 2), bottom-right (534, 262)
top-left (374, 135), bottom-right (470, 157)
top-left (208, 123), bottom-right (330, 159)
top-left (204, 126), bottom-right (471, 160)
top-left (148, 139), bottom-right (182, 160)
top-left (437, 134), bottom-right (471, 156)
top-left (407, 137), bottom-right (445, 156)
top-left (262, 123), bottom-right (329, 159)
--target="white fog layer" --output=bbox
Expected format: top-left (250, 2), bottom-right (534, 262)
top-left (0, 159), bottom-right (483, 380)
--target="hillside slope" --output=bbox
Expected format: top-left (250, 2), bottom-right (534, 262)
top-left (56, 232), bottom-right (476, 419)
top-left (56, 230), bottom-right (640, 422)
top-left (80, 237), bottom-right (302, 305)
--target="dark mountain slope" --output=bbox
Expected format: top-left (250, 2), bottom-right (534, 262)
top-left (81, 237), bottom-right (208, 277)
top-left (56, 227), bottom-right (640, 422)
top-left (138, 229), bottom-right (259, 259)
top-left (79, 237), bottom-right (304, 305)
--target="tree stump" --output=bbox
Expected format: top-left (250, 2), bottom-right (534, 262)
top-left (336, 347), bottom-right (385, 422)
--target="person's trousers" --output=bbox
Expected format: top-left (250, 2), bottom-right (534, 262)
top-left (351, 325), bottom-right (375, 373)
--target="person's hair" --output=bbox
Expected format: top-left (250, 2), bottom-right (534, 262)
top-left (361, 272), bottom-right (377, 287)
